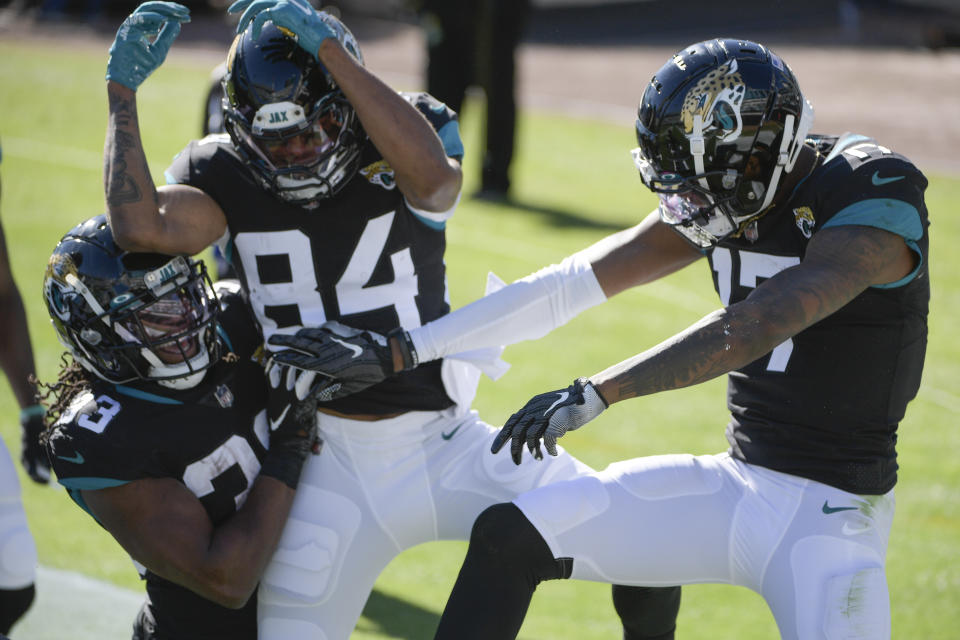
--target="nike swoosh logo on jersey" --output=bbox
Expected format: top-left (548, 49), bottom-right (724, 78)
top-left (871, 171), bottom-right (905, 186)
top-left (822, 500), bottom-right (858, 514)
top-left (57, 452), bottom-right (85, 465)
top-left (441, 424), bottom-right (462, 440)
top-left (545, 392), bottom-right (569, 415)
top-left (330, 337), bottom-right (363, 359)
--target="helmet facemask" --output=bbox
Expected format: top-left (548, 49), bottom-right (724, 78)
top-left (114, 259), bottom-right (218, 389)
top-left (222, 22), bottom-right (366, 207)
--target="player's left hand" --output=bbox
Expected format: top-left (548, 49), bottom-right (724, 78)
top-left (491, 378), bottom-right (608, 465)
top-left (228, 0), bottom-right (339, 61)
top-left (19, 405), bottom-right (51, 485)
top-left (260, 360), bottom-right (321, 489)
top-left (265, 360), bottom-right (320, 453)
top-left (106, 2), bottom-right (191, 90)
top-left (267, 321), bottom-right (395, 402)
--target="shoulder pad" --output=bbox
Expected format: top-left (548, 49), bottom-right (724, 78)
top-left (55, 390), bottom-right (98, 427)
top-left (400, 91), bottom-right (463, 161)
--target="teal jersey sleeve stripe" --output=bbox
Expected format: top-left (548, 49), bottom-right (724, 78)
top-left (822, 198), bottom-right (924, 288)
top-left (873, 239), bottom-right (922, 289)
top-left (60, 477), bottom-right (129, 490)
top-left (64, 482), bottom-right (128, 522)
top-left (822, 198), bottom-right (923, 240)
top-left (217, 324), bottom-right (234, 353)
top-left (113, 384), bottom-right (184, 405)
top-left (410, 211), bottom-right (446, 230)
top-left (437, 120), bottom-right (464, 160)
top-left (66, 488), bottom-right (96, 519)
top-left (164, 169), bottom-right (179, 185)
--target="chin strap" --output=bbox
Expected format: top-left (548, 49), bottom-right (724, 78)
top-left (756, 113), bottom-right (796, 213)
top-left (689, 114), bottom-right (710, 191)
top-left (147, 333), bottom-right (212, 390)
top-left (758, 97), bottom-right (815, 213)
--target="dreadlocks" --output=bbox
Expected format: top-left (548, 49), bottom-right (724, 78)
top-left (34, 353), bottom-right (91, 446)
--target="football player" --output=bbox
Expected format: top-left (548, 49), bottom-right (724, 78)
top-left (99, 2), bottom-right (679, 638)
top-left (273, 38), bottom-right (928, 639)
top-left (0, 139), bottom-right (46, 635)
top-left (300, 39), bottom-right (921, 640)
top-left (41, 216), bottom-right (319, 640)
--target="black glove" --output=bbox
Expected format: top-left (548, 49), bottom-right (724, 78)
top-left (267, 321), bottom-right (417, 402)
top-left (260, 360), bottom-right (321, 489)
top-left (491, 377), bottom-right (608, 465)
top-left (20, 405), bottom-right (51, 485)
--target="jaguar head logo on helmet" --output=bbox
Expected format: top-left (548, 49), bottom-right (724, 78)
top-left (221, 17), bottom-right (367, 207)
top-left (632, 38), bottom-right (815, 247)
top-left (43, 215), bottom-right (221, 390)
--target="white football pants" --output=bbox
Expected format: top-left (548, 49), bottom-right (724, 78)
top-left (515, 451), bottom-right (894, 640)
top-left (0, 438), bottom-right (36, 589)
top-left (257, 408), bottom-right (593, 640)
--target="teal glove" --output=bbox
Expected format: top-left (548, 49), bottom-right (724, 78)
top-left (228, 0), bottom-right (339, 61)
top-left (106, 2), bottom-right (190, 90)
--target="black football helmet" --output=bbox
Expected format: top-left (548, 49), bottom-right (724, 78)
top-left (222, 19), bottom-right (366, 206)
top-left (632, 38), bottom-right (815, 247)
top-left (43, 216), bottom-right (220, 389)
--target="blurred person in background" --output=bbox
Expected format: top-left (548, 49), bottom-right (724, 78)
top-left (41, 216), bottom-right (319, 640)
top-left (0, 139), bottom-right (48, 636)
top-left (100, 1), bottom-right (680, 638)
top-left (415, 0), bottom-right (530, 200)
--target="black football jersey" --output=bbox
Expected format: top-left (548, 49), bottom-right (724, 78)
top-left (47, 292), bottom-right (268, 640)
top-left (165, 92), bottom-right (463, 416)
top-left (708, 134), bottom-right (930, 494)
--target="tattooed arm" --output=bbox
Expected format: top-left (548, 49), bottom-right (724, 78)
top-left (104, 82), bottom-right (226, 255)
top-left (592, 225), bottom-right (916, 404)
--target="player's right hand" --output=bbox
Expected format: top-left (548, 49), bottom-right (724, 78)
top-left (228, 0), bottom-right (339, 61)
top-left (106, 2), bottom-right (190, 90)
top-left (19, 405), bottom-right (51, 485)
top-left (267, 321), bottom-right (395, 402)
top-left (492, 378), bottom-right (608, 465)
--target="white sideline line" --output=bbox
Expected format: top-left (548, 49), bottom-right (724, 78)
top-left (918, 384), bottom-right (960, 414)
top-left (2, 137), bottom-right (101, 171)
top-left (13, 566), bottom-right (143, 640)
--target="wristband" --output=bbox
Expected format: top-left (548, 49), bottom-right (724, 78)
top-left (387, 328), bottom-right (419, 371)
top-left (259, 448), bottom-right (307, 490)
top-left (584, 379), bottom-right (609, 409)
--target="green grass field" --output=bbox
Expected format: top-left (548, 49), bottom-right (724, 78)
top-left (1, 37), bottom-right (959, 639)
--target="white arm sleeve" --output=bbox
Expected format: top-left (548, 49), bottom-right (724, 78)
top-left (408, 252), bottom-right (607, 363)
